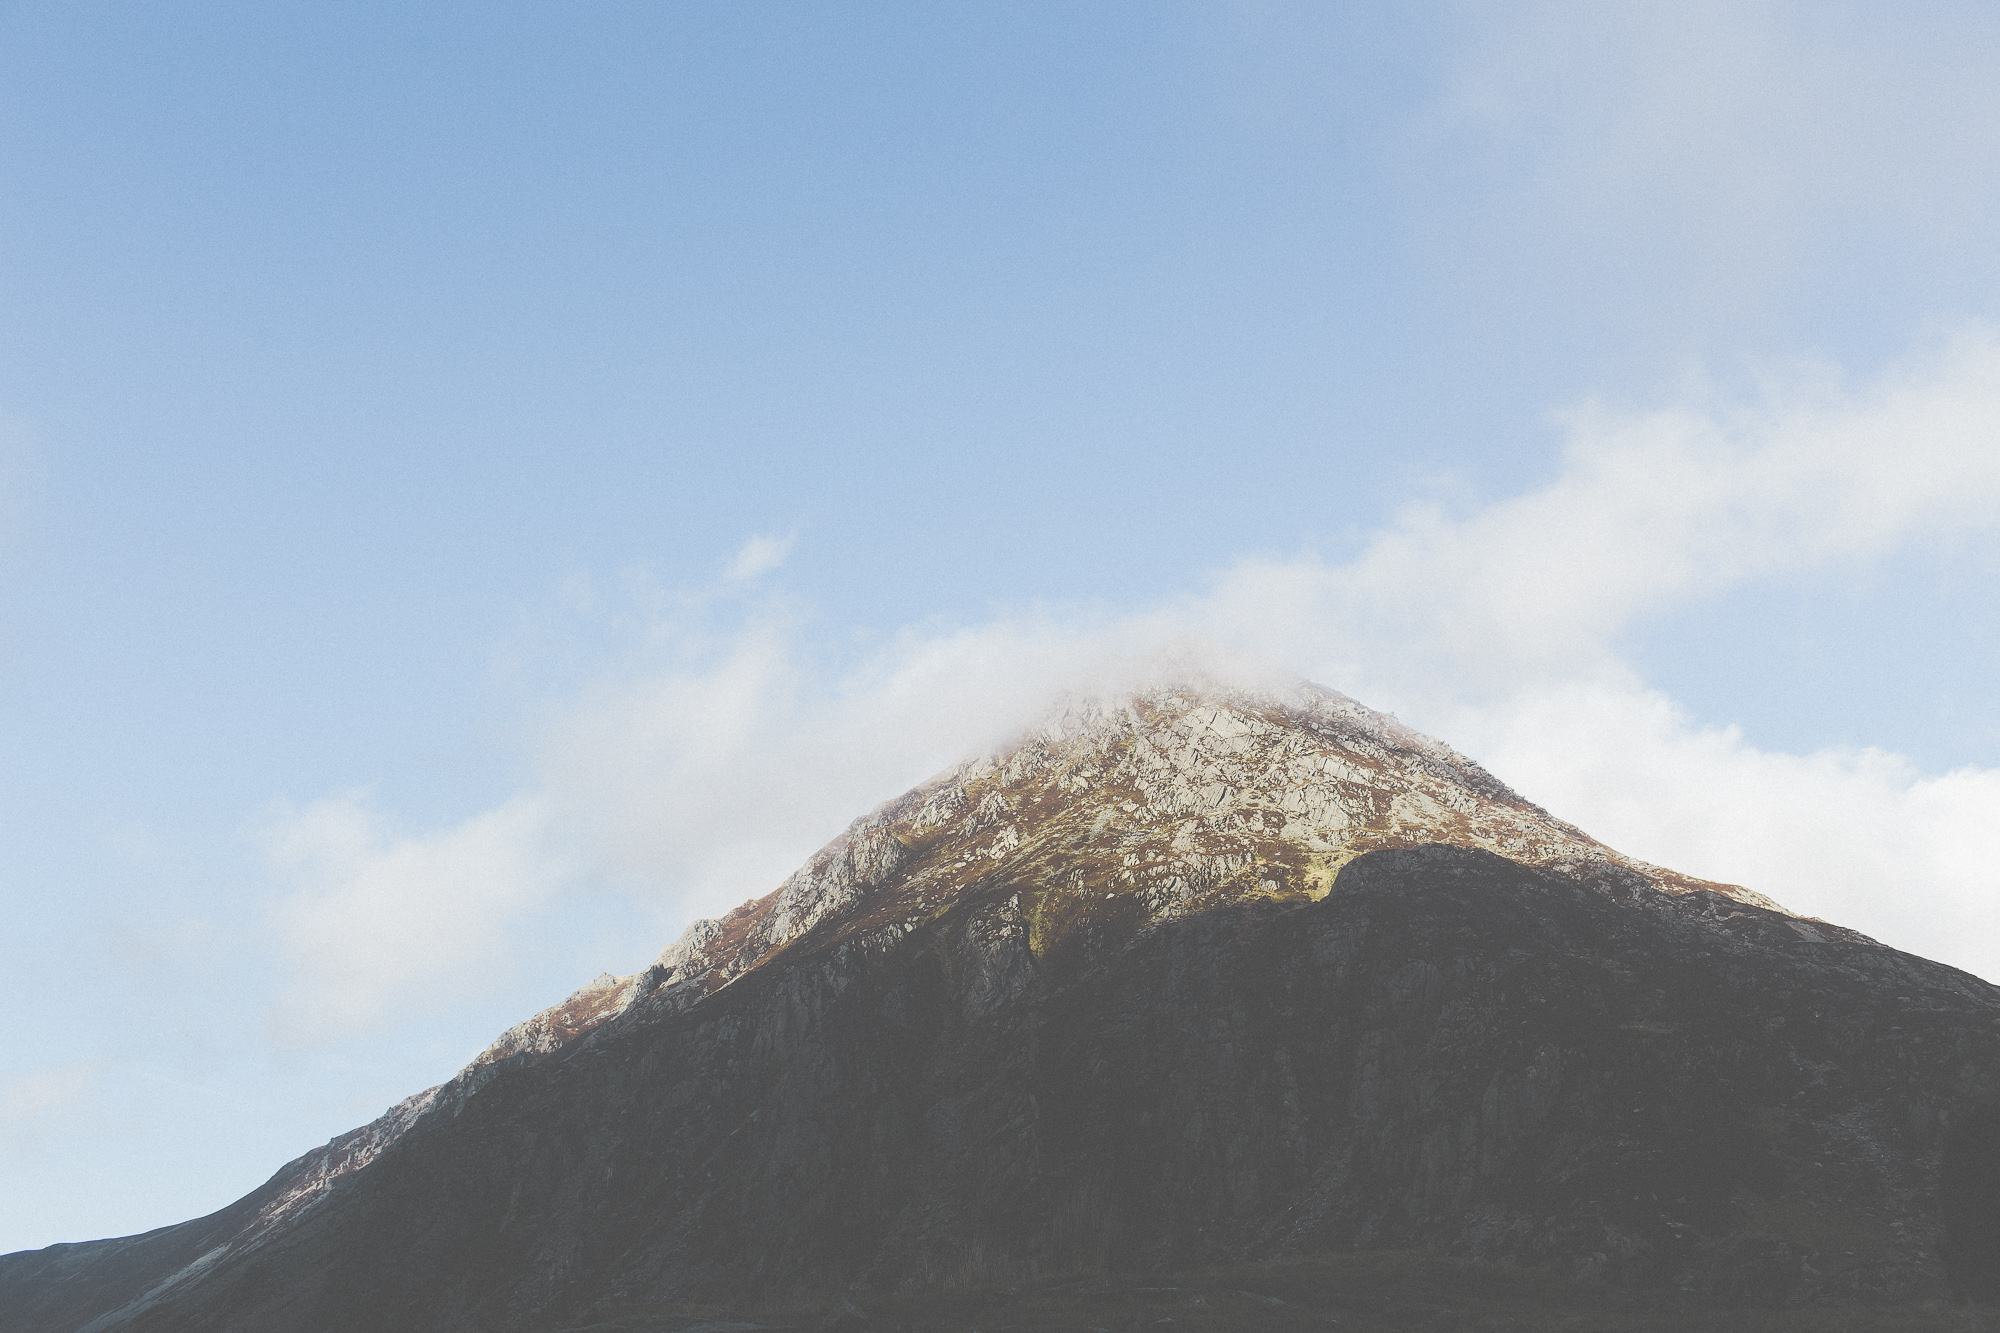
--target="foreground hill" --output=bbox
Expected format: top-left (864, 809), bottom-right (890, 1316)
top-left (6, 680), bottom-right (1998, 1331)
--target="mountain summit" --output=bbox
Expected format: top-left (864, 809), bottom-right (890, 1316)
top-left (486, 679), bottom-right (1793, 1073)
top-left (6, 680), bottom-right (1997, 1331)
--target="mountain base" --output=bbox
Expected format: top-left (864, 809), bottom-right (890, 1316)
top-left (549, 1251), bottom-right (2000, 1333)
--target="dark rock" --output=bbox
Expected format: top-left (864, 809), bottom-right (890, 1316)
top-left (5, 683), bottom-right (1996, 1331)
top-left (1943, 1102), bottom-right (2000, 1304)
top-left (814, 1293), bottom-right (870, 1331)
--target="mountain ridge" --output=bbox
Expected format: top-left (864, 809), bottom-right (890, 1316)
top-left (6, 676), bottom-right (1986, 1333)
top-left (473, 677), bottom-right (1807, 1083)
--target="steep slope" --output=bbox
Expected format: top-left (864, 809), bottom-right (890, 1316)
top-left (5, 680), bottom-right (1995, 1331)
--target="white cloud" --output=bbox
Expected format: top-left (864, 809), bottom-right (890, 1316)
top-left (554, 329), bottom-right (2000, 964)
top-left (261, 792), bottom-right (557, 1042)
top-left (536, 609), bottom-right (1181, 913)
top-left (725, 533), bottom-right (794, 583)
top-left (259, 327), bottom-right (2000, 1031)
top-left (1444, 680), bottom-right (2000, 979)
top-left (1220, 326), bottom-right (2000, 700)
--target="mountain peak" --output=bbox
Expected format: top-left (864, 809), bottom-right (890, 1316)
top-left (484, 677), bottom-right (1784, 1069)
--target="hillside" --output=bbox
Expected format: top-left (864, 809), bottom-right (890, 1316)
top-left (5, 681), bottom-right (1996, 1331)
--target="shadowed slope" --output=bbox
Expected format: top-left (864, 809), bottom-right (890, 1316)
top-left (4, 681), bottom-right (1984, 1331)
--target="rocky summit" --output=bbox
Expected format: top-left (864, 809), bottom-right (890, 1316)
top-left (7, 680), bottom-right (2000, 1332)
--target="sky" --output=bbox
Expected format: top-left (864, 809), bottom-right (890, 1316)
top-left (5, 0), bottom-right (2000, 1254)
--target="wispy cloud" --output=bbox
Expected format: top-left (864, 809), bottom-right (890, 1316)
top-left (260, 327), bottom-right (2000, 1039)
top-left (261, 792), bottom-right (559, 1044)
top-left (543, 326), bottom-right (2000, 970)
top-left (725, 533), bottom-right (795, 583)
top-left (1220, 326), bottom-right (2000, 700)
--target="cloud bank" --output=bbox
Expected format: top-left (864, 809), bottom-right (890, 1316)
top-left (262, 329), bottom-right (2000, 1035)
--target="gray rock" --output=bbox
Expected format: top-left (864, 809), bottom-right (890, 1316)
top-left (5, 679), bottom-right (1995, 1331)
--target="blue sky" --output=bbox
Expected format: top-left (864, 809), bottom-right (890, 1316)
top-left (6, 0), bottom-right (2000, 1253)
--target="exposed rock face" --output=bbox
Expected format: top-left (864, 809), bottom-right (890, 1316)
top-left (5, 681), bottom-right (1996, 1331)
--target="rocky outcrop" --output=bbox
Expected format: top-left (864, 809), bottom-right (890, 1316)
top-left (4, 680), bottom-right (1992, 1331)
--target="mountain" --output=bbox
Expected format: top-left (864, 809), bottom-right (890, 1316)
top-left (6, 679), bottom-right (1998, 1331)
